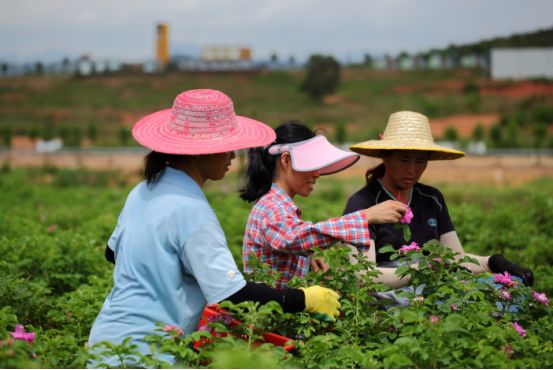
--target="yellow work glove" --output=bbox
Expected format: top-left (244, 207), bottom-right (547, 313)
top-left (300, 285), bottom-right (341, 322)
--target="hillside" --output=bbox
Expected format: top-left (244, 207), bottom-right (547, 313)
top-left (430, 26), bottom-right (553, 56)
top-left (1, 68), bottom-right (552, 148)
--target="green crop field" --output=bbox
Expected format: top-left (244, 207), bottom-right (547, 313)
top-left (1, 167), bottom-right (552, 368)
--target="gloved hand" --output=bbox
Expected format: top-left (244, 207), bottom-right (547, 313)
top-left (300, 286), bottom-right (341, 321)
top-left (488, 253), bottom-right (534, 286)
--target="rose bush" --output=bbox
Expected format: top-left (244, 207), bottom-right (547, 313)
top-left (1, 168), bottom-right (552, 367)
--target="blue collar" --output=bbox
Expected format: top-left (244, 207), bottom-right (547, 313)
top-left (158, 167), bottom-right (207, 200)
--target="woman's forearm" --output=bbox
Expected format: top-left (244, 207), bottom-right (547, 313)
top-left (373, 267), bottom-right (411, 288)
top-left (440, 231), bottom-right (491, 273)
top-left (346, 243), bottom-right (410, 289)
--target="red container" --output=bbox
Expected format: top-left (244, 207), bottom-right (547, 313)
top-left (196, 305), bottom-right (295, 352)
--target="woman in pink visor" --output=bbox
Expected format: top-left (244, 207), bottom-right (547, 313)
top-left (240, 121), bottom-right (408, 289)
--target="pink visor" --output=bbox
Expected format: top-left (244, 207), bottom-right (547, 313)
top-left (268, 135), bottom-right (360, 175)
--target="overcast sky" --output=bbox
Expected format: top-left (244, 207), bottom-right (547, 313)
top-left (1, 0), bottom-right (552, 63)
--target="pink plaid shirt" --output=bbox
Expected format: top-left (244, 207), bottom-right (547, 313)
top-left (242, 183), bottom-right (371, 288)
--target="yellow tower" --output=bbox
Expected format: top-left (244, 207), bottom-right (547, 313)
top-left (156, 23), bottom-right (170, 66)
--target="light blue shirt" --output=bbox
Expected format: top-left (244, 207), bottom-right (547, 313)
top-left (88, 167), bottom-right (246, 361)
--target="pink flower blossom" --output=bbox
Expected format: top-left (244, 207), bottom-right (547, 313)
top-left (450, 304), bottom-right (458, 311)
top-left (494, 272), bottom-right (516, 287)
top-left (399, 242), bottom-right (420, 254)
top-left (500, 290), bottom-right (511, 301)
top-left (400, 206), bottom-right (414, 224)
top-left (430, 315), bottom-right (440, 324)
top-left (162, 324), bottom-right (183, 337)
top-left (532, 291), bottom-right (549, 306)
top-left (196, 323), bottom-right (209, 332)
top-left (512, 322), bottom-right (526, 337)
top-left (10, 325), bottom-right (35, 344)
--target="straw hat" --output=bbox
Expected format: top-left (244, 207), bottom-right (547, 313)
top-left (132, 89), bottom-right (276, 155)
top-left (349, 111), bottom-right (465, 160)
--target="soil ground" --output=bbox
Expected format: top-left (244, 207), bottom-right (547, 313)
top-left (2, 150), bottom-right (552, 187)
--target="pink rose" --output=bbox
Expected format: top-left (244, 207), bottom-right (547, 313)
top-left (162, 324), bottom-right (183, 337)
top-left (500, 290), bottom-right (511, 301)
top-left (532, 291), bottom-right (549, 306)
top-left (430, 315), bottom-right (440, 324)
top-left (494, 272), bottom-right (516, 287)
top-left (399, 242), bottom-right (420, 254)
top-left (512, 322), bottom-right (526, 337)
top-left (400, 206), bottom-right (414, 224)
top-left (10, 324), bottom-right (35, 344)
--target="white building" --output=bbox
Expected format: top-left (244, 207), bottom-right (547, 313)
top-left (491, 47), bottom-right (553, 80)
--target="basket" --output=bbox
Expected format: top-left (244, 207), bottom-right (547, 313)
top-left (195, 304), bottom-right (295, 352)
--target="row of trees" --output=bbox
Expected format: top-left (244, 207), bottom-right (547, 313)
top-left (443, 121), bottom-right (553, 149)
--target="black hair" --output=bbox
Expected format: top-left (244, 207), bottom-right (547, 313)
top-left (239, 120), bottom-right (315, 202)
top-left (365, 162), bottom-right (385, 184)
top-left (144, 151), bottom-right (186, 184)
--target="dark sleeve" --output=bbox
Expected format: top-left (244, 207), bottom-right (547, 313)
top-left (437, 190), bottom-right (455, 236)
top-left (343, 193), bottom-right (366, 216)
top-left (225, 282), bottom-right (305, 313)
top-left (105, 245), bottom-right (115, 264)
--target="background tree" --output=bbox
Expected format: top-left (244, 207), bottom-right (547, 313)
top-left (87, 123), bottom-right (98, 143)
top-left (288, 55), bottom-right (296, 68)
top-left (118, 127), bottom-right (131, 146)
top-left (28, 125), bottom-right (41, 140)
top-left (489, 124), bottom-right (503, 148)
top-left (334, 121), bottom-right (347, 144)
top-left (363, 53), bottom-right (373, 68)
top-left (506, 118), bottom-right (520, 148)
top-left (533, 123), bottom-right (547, 149)
top-left (472, 123), bottom-right (485, 142)
top-left (300, 54), bottom-right (340, 102)
top-left (0, 126), bottom-right (13, 147)
top-left (444, 126), bottom-right (459, 142)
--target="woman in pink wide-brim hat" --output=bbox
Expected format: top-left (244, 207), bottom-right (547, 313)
top-left (88, 89), bottom-right (340, 367)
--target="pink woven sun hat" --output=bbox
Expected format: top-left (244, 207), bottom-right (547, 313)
top-left (132, 89), bottom-right (276, 154)
top-left (268, 135), bottom-right (360, 175)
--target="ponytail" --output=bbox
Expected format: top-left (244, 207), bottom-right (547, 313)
top-left (239, 147), bottom-right (276, 202)
top-left (240, 120), bottom-right (315, 202)
top-left (365, 162), bottom-right (385, 184)
top-left (144, 151), bottom-right (185, 185)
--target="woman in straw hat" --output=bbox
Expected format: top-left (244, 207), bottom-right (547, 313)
top-left (240, 120), bottom-right (410, 290)
top-left (343, 110), bottom-right (534, 286)
top-left (88, 90), bottom-right (340, 366)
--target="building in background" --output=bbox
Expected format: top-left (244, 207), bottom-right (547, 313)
top-left (175, 45), bottom-right (258, 71)
top-left (156, 23), bottom-right (170, 68)
top-left (491, 47), bottom-right (553, 80)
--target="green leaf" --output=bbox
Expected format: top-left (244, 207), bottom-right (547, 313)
top-left (402, 224), bottom-right (411, 242)
top-left (378, 245), bottom-right (396, 254)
